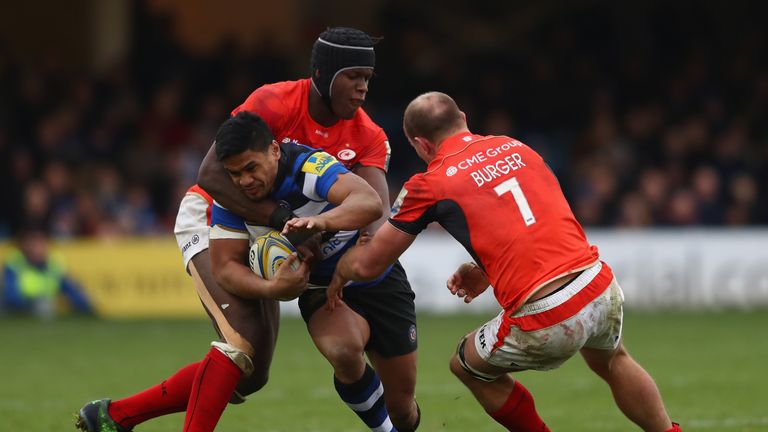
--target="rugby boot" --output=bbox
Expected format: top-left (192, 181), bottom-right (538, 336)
top-left (75, 399), bottom-right (132, 432)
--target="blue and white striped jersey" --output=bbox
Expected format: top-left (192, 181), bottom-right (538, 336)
top-left (210, 142), bottom-right (388, 286)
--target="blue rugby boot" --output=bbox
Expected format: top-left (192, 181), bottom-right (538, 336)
top-left (75, 399), bottom-right (132, 432)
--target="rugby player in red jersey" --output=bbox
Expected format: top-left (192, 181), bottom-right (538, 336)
top-left (328, 92), bottom-right (682, 432)
top-left (76, 28), bottom-right (419, 432)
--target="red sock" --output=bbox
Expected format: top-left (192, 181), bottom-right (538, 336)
top-left (489, 381), bottom-right (550, 432)
top-left (666, 422), bottom-right (682, 431)
top-left (183, 347), bottom-right (242, 432)
top-left (109, 361), bottom-right (200, 428)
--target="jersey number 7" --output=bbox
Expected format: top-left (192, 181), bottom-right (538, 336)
top-left (494, 177), bottom-right (536, 226)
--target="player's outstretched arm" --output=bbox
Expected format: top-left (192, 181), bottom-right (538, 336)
top-left (210, 237), bottom-right (309, 300)
top-left (446, 262), bottom-right (490, 304)
top-left (326, 222), bottom-right (416, 310)
top-left (283, 172), bottom-right (382, 235)
top-left (198, 142), bottom-right (281, 226)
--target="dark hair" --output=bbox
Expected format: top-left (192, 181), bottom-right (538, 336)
top-left (214, 111), bottom-right (275, 161)
top-left (310, 27), bottom-right (377, 104)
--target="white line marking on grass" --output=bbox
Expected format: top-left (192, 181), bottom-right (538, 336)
top-left (687, 417), bottom-right (768, 429)
top-left (585, 417), bottom-right (768, 430)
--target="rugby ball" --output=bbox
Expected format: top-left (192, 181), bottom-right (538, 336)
top-left (248, 230), bottom-right (298, 280)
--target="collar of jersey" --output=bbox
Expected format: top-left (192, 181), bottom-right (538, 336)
top-left (270, 144), bottom-right (293, 199)
top-left (426, 131), bottom-right (481, 175)
top-left (438, 131), bottom-right (476, 154)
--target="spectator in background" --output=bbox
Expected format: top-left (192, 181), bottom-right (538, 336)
top-left (2, 1), bottom-right (767, 236)
top-left (1, 225), bottom-right (93, 318)
top-left (691, 166), bottom-right (724, 224)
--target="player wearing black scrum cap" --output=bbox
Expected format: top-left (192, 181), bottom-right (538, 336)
top-left (310, 27), bottom-right (376, 115)
top-left (76, 28), bottom-right (420, 432)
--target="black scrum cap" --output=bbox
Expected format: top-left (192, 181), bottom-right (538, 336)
top-left (310, 27), bottom-right (375, 107)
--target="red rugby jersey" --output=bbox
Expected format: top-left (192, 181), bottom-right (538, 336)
top-left (390, 132), bottom-right (599, 312)
top-left (232, 78), bottom-right (390, 171)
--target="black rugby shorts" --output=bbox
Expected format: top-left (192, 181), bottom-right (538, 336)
top-left (298, 261), bottom-right (417, 357)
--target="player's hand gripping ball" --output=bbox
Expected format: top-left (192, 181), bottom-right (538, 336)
top-left (249, 230), bottom-right (299, 279)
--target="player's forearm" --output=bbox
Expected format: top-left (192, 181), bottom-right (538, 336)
top-left (213, 261), bottom-right (272, 299)
top-left (319, 191), bottom-right (382, 232)
top-left (198, 144), bottom-right (277, 225)
top-left (337, 244), bottom-right (389, 281)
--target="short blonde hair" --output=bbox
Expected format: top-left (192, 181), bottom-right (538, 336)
top-left (403, 92), bottom-right (464, 143)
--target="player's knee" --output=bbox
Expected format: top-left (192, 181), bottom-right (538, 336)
top-left (449, 345), bottom-right (500, 383)
top-left (322, 343), bottom-right (365, 372)
top-left (449, 353), bottom-right (468, 380)
top-left (584, 345), bottom-right (628, 378)
top-left (237, 368), bottom-right (270, 396)
top-left (211, 341), bottom-right (254, 376)
top-left (449, 353), bottom-right (477, 384)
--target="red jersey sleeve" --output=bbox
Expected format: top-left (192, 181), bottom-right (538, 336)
top-left (356, 128), bottom-right (390, 171)
top-left (388, 174), bottom-right (437, 235)
top-left (231, 85), bottom-right (289, 134)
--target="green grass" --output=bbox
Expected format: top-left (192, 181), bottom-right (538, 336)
top-left (1, 312), bottom-right (767, 431)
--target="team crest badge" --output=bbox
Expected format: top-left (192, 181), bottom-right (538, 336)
top-left (409, 324), bottom-right (417, 343)
top-left (337, 149), bottom-right (356, 161)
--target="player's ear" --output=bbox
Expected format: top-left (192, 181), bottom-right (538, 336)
top-left (270, 140), bottom-right (280, 159)
top-left (413, 137), bottom-right (434, 157)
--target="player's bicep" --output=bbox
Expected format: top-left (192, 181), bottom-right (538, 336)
top-left (353, 166), bottom-right (390, 211)
top-left (352, 165), bottom-right (390, 233)
top-left (325, 172), bottom-right (378, 207)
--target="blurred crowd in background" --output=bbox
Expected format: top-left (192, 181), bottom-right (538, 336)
top-left (1, 1), bottom-right (766, 240)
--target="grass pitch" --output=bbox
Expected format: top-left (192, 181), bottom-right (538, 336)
top-left (1, 311), bottom-right (767, 431)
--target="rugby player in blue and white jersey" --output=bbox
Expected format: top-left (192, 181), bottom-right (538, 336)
top-left (209, 111), bottom-right (415, 432)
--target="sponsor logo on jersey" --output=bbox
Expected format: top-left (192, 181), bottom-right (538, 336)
top-left (181, 241), bottom-right (192, 253)
top-left (391, 187), bottom-right (408, 216)
top-left (301, 152), bottom-right (338, 176)
top-left (314, 129), bottom-right (329, 138)
top-left (446, 166), bottom-right (458, 176)
top-left (281, 137), bottom-right (300, 144)
top-left (191, 234), bottom-right (199, 244)
top-left (451, 140), bottom-right (525, 172)
top-left (409, 324), bottom-right (417, 343)
top-left (337, 149), bottom-right (356, 161)
top-left (321, 237), bottom-right (344, 256)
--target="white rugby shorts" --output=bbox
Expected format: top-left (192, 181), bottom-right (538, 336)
top-left (174, 190), bottom-right (211, 272)
top-left (474, 261), bottom-right (624, 371)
